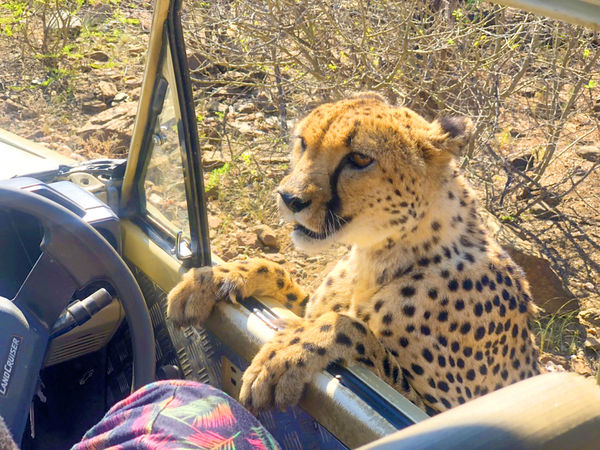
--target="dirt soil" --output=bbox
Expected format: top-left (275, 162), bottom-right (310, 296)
top-left (1, 1), bottom-right (599, 378)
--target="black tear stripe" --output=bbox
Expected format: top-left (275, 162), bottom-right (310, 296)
top-left (293, 152), bottom-right (353, 240)
top-left (324, 154), bottom-right (353, 233)
top-left (298, 113), bottom-right (355, 238)
top-left (328, 155), bottom-right (348, 214)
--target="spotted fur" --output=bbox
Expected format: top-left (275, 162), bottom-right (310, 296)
top-left (167, 93), bottom-right (540, 414)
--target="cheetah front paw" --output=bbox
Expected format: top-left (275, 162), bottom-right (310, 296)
top-left (239, 339), bottom-right (315, 412)
top-left (167, 265), bottom-right (245, 328)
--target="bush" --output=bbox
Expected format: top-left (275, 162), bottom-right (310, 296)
top-left (1, 0), bottom-right (84, 69)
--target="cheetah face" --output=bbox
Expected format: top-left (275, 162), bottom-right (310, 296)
top-left (278, 93), bottom-right (472, 253)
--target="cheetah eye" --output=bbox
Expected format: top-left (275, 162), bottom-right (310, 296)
top-left (298, 136), bottom-right (307, 152)
top-left (348, 152), bottom-right (374, 169)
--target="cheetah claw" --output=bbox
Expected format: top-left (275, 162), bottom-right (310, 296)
top-left (167, 266), bottom-right (245, 328)
top-left (239, 339), bottom-right (313, 412)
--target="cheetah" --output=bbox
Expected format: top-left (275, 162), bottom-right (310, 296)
top-left (167, 92), bottom-right (540, 415)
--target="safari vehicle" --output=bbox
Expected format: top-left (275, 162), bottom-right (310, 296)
top-left (1, 0), bottom-right (600, 449)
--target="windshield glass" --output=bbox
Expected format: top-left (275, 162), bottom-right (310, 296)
top-left (180, 0), bottom-right (600, 381)
top-left (0, 1), bottom-right (151, 160)
top-left (143, 51), bottom-right (192, 241)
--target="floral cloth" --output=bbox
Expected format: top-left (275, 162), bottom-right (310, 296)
top-left (72, 380), bottom-right (280, 450)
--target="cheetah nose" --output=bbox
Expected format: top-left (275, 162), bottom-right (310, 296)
top-left (278, 190), bottom-right (312, 213)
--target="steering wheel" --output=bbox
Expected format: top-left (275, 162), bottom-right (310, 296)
top-left (0, 186), bottom-right (155, 444)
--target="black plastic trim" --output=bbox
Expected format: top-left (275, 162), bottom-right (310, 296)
top-left (166, 0), bottom-right (211, 268)
top-left (326, 364), bottom-right (415, 430)
top-left (131, 216), bottom-right (176, 257)
top-left (127, 66), bottom-right (169, 217)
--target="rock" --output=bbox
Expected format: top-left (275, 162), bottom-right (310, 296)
top-left (570, 357), bottom-right (592, 376)
top-left (203, 158), bottom-right (226, 170)
top-left (235, 102), bottom-right (256, 114)
top-left (236, 231), bottom-right (260, 248)
top-left (542, 360), bottom-right (566, 373)
top-left (3, 98), bottom-right (35, 118)
top-left (206, 100), bottom-right (227, 113)
top-left (222, 248), bottom-right (237, 261)
top-left (127, 45), bottom-right (146, 57)
top-left (483, 211), bottom-right (575, 314)
top-left (84, 102), bottom-right (137, 126)
top-left (575, 145), bottom-right (600, 163)
top-left (207, 214), bottom-right (222, 229)
top-left (124, 78), bottom-right (140, 87)
top-left (504, 247), bottom-right (575, 313)
top-left (89, 51), bottom-right (110, 62)
top-left (255, 91), bottom-right (277, 113)
top-left (539, 353), bottom-right (567, 373)
top-left (79, 2), bottom-right (112, 27)
top-left (580, 309), bottom-right (600, 327)
top-left (254, 224), bottom-right (279, 250)
top-left (4, 99), bottom-right (26, 113)
top-left (82, 98), bottom-right (108, 114)
top-left (519, 88), bottom-right (536, 98)
top-left (148, 193), bottom-right (164, 207)
top-left (265, 116), bottom-right (279, 127)
top-left (129, 87), bottom-right (141, 100)
top-left (77, 102), bottom-right (137, 150)
top-left (97, 81), bottom-right (117, 103)
top-left (584, 336), bottom-right (600, 351)
top-left (48, 10), bottom-right (82, 33)
top-left (112, 92), bottom-right (129, 104)
top-left (264, 253), bottom-right (286, 264)
top-left (230, 120), bottom-right (262, 136)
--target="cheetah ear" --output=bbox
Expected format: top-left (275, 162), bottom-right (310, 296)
top-left (431, 116), bottom-right (474, 157)
top-left (350, 91), bottom-right (388, 104)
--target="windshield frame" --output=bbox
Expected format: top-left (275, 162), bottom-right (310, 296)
top-left (120, 0), bottom-right (211, 268)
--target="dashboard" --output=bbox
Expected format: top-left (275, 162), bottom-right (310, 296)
top-left (0, 207), bottom-right (42, 300)
top-left (0, 177), bottom-right (125, 366)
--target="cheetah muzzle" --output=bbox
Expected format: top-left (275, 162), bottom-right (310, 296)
top-left (167, 92), bottom-right (540, 415)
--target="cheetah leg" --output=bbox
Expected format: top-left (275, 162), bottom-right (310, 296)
top-left (167, 258), bottom-right (309, 327)
top-left (239, 311), bottom-right (425, 411)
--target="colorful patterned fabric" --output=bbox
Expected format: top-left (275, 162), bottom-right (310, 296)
top-left (72, 380), bottom-right (280, 450)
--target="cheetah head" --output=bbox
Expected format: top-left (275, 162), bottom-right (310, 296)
top-left (278, 93), bottom-right (473, 253)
